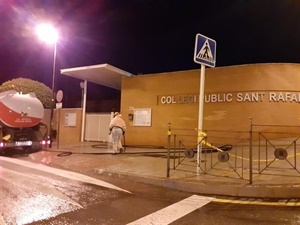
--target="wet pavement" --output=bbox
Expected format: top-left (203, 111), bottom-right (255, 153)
top-left (32, 141), bottom-right (300, 199)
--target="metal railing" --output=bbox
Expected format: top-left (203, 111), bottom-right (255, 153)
top-left (167, 121), bottom-right (300, 185)
top-left (250, 121), bottom-right (300, 184)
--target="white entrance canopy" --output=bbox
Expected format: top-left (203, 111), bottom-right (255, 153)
top-left (60, 63), bottom-right (134, 142)
top-left (60, 63), bottom-right (134, 90)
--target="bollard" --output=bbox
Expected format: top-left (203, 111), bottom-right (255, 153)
top-left (167, 123), bottom-right (171, 177)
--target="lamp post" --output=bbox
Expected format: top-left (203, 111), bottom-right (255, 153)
top-left (36, 23), bottom-right (58, 148)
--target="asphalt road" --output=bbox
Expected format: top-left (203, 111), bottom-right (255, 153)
top-left (0, 154), bottom-right (299, 225)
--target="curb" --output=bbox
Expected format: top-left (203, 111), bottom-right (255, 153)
top-left (93, 168), bottom-right (300, 199)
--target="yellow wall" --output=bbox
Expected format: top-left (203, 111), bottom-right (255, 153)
top-left (121, 63), bottom-right (300, 147)
top-left (54, 108), bottom-right (82, 142)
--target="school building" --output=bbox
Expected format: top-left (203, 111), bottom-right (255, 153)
top-left (58, 63), bottom-right (300, 147)
top-left (120, 63), bottom-right (300, 147)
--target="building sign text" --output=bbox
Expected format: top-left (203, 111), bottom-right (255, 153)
top-left (158, 92), bottom-right (300, 105)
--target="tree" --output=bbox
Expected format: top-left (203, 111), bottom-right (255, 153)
top-left (0, 78), bottom-right (52, 108)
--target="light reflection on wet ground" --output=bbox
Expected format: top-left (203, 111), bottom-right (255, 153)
top-left (1, 182), bottom-right (80, 225)
top-left (0, 156), bottom-right (128, 225)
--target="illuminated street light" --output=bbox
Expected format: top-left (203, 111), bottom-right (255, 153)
top-left (36, 23), bottom-right (58, 148)
top-left (36, 24), bottom-right (58, 44)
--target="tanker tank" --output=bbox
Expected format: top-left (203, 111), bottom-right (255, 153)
top-left (0, 90), bottom-right (44, 128)
top-left (0, 90), bottom-right (50, 154)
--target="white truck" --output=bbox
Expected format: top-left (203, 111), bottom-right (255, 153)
top-left (0, 90), bottom-right (50, 155)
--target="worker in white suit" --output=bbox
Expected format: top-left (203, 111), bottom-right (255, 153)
top-left (109, 112), bottom-right (126, 154)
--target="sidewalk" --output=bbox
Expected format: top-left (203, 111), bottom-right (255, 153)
top-left (38, 141), bottom-right (300, 199)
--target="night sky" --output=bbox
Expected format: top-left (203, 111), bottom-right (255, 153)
top-left (1, 0), bottom-right (300, 108)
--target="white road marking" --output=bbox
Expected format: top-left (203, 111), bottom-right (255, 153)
top-left (127, 195), bottom-right (214, 225)
top-left (0, 167), bottom-right (83, 208)
top-left (0, 156), bottom-right (131, 194)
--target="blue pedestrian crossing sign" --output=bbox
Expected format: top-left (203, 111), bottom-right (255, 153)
top-left (194, 33), bottom-right (216, 68)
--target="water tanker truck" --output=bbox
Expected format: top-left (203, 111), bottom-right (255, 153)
top-left (0, 90), bottom-right (50, 154)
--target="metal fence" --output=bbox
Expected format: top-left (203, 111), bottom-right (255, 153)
top-left (250, 122), bottom-right (300, 184)
top-left (166, 121), bottom-right (300, 184)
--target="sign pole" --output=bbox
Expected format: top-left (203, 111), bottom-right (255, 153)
top-left (55, 90), bottom-right (63, 149)
top-left (193, 33), bottom-right (216, 174)
top-left (197, 64), bottom-right (205, 173)
top-left (57, 108), bottom-right (61, 149)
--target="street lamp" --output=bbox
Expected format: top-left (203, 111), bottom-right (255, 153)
top-left (36, 23), bottom-right (58, 148)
